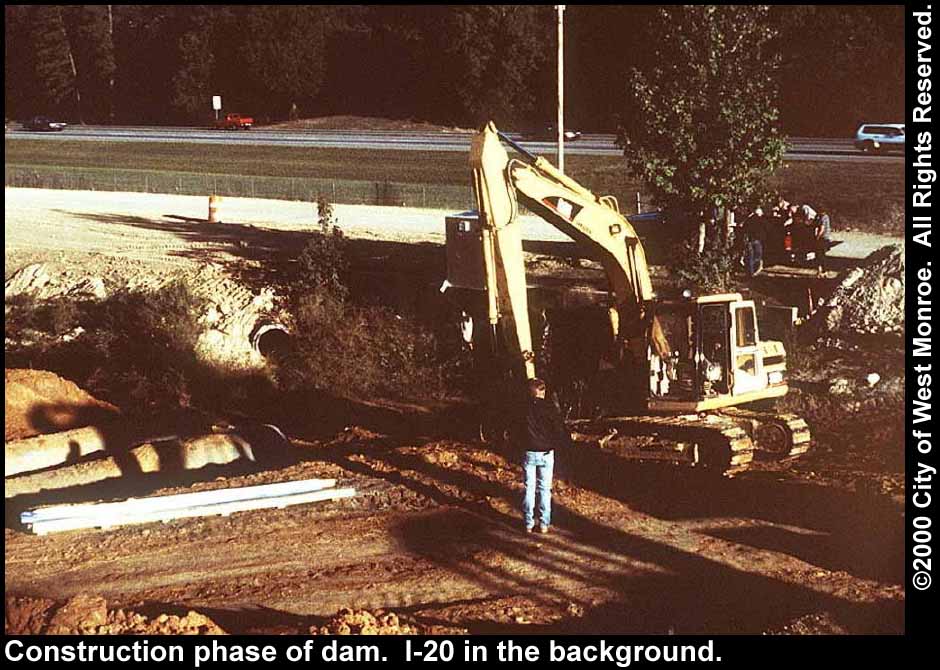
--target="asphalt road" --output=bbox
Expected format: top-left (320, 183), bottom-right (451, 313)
top-left (6, 125), bottom-right (903, 163)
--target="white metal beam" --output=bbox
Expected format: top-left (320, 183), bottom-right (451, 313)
top-left (22, 478), bottom-right (354, 535)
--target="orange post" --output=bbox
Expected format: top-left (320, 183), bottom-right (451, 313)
top-left (208, 195), bottom-right (222, 223)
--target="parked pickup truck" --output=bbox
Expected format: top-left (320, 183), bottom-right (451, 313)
top-left (214, 113), bottom-right (253, 130)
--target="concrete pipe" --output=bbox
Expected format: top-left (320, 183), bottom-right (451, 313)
top-left (250, 322), bottom-right (292, 360)
top-left (5, 424), bottom-right (128, 478)
top-left (5, 432), bottom-right (256, 500)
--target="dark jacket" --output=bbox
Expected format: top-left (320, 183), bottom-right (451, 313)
top-left (515, 396), bottom-right (573, 456)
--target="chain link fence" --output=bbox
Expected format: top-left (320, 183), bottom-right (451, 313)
top-left (5, 165), bottom-right (477, 211)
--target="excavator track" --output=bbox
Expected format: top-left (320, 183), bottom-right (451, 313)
top-left (570, 413), bottom-right (755, 476)
top-left (716, 408), bottom-right (812, 460)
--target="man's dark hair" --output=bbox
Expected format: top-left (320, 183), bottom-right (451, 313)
top-left (527, 378), bottom-right (547, 396)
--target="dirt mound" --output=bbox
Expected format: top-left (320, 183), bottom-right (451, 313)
top-left (189, 263), bottom-right (287, 370)
top-left (266, 115), bottom-right (471, 133)
top-left (5, 369), bottom-right (120, 441)
top-left (5, 594), bottom-right (226, 635)
top-left (821, 245), bottom-right (904, 337)
top-left (5, 260), bottom-right (288, 372)
top-left (309, 608), bottom-right (424, 635)
top-left (5, 263), bottom-right (107, 301)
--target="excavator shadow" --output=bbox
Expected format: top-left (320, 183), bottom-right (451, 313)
top-left (330, 439), bottom-right (901, 634)
top-left (555, 440), bottom-right (904, 584)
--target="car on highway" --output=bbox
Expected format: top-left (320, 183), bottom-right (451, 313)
top-left (214, 113), bottom-right (254, 130)
top-left (22, 116), bottom-right (68, 132)
top-left (854, 123), bottom-right (904, 152)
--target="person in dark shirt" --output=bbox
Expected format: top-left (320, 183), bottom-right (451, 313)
top-left (741, 206), bottom-right (765, 276)
top-left (515, 378), bottom-right (573, 534)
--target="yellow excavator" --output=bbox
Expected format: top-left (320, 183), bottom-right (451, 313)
top-left (444, 122), bottom-right (810, 474)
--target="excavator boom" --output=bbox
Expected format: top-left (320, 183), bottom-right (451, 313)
top-left (472, 123), bottom-right (654, 311)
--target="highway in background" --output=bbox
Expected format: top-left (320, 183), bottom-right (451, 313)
top-left (5, 125), bottom-right (903, 163)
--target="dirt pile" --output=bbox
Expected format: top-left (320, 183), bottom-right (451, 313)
top-left (5, 368), bottom-right (120, 441)
top-left (309, 608), bottom-right (424, 635)
top-left (5, 260), bottom-right (289, 371)
top-left (821, 245), bottom-right (904, 338)
top-left (5, 594), bottom-right (226, 635)
top-left (188, 263), bottom-right (287, 370)
top-left (5, 263), bottom-right (107, 301)
top-left (267, 115), bottom-right (471, 133)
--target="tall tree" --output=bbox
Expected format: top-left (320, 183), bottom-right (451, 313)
top-left (233, 6), bottom-right (335, 119)
top-left (170, 6), bottom-right (218, 120)
top-left (28, 5), bottom-right (81, 120)
top-left (65, 5), bottom-right (117, 122)
top-left (429, 6), bottom-right (553, 127)
top-left (5, 6), bottom-right (33, 118)
top-left (618, 4), bottom-right (785, 275)
top-left (771, 5), bottom-right (904, 135)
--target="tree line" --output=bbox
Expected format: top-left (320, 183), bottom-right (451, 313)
top-left (5, 5), bottom-right (902, 135)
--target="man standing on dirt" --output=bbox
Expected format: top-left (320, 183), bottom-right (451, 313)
top-left (516, 378), bottom-right (572, 534)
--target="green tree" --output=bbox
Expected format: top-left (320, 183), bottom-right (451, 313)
top-left (171, 7), bottom-right (217, 120)
top-left (5, 6), bottom-right (33, 118)
top-left (433, 6), bottom-right (553, 127)
top-left (618, 4), bottom-right (785, 287)
top-left (65, 5), bottom-right (117, 122)
top-left (236, 6), bottom-right (333, 118)
top-left (771, 5), bottom-right (904, 135)
top-left (28, 5), bottom-right (81, 120)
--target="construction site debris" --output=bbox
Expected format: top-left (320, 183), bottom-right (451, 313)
top-left (821, 245), bottom-right (904, 338)
top-left (5, 368), bottom-right (120, 442)
top-left (309, 608), bottom-right (424, 635)
top-left (5, 594), bottom-right (226, 635)
top-left (21, 479), bottom-right (353, 534)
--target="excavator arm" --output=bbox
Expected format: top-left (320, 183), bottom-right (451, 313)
top-left (470, 121), bottom-right (664, 379)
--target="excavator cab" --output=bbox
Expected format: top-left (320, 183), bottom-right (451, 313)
top-left (647, 294), bottom-right (788, 412)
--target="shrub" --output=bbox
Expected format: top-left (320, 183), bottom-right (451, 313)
top-left (295, 195), bottom-right (349, 300)
top-left (84, 279), bottom-right (207, 410)
top-left (316, 193), bottom-right (337, 233)
top-left (282, 293), bottom-right (447, 401)
top-left (675, 235), bottom-right (737, 293)
top-left (281, 193), bottom-right (463, 401)
top-left (4, 294), bottom-right (81, 338)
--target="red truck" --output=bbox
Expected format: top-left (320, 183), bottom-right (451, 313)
top-left (213, 113), bottom-right (253, 130)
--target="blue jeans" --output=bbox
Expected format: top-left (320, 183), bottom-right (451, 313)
top-left (523, 450), bottom-right (554, 528)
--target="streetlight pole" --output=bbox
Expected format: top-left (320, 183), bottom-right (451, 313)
top-left (556, 4), bottom-right (565, 174)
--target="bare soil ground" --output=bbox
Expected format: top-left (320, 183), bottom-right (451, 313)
top-left (4, 188), bottom-right (904, 635)
top-left (5, 369), bottom-right (119, 441)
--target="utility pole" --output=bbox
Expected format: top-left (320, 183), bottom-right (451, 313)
top-left (556, 4), bottom-right (565, 174)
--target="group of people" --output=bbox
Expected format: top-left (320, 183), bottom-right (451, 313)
top-left (738, 199), bottom-right (832, 277)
